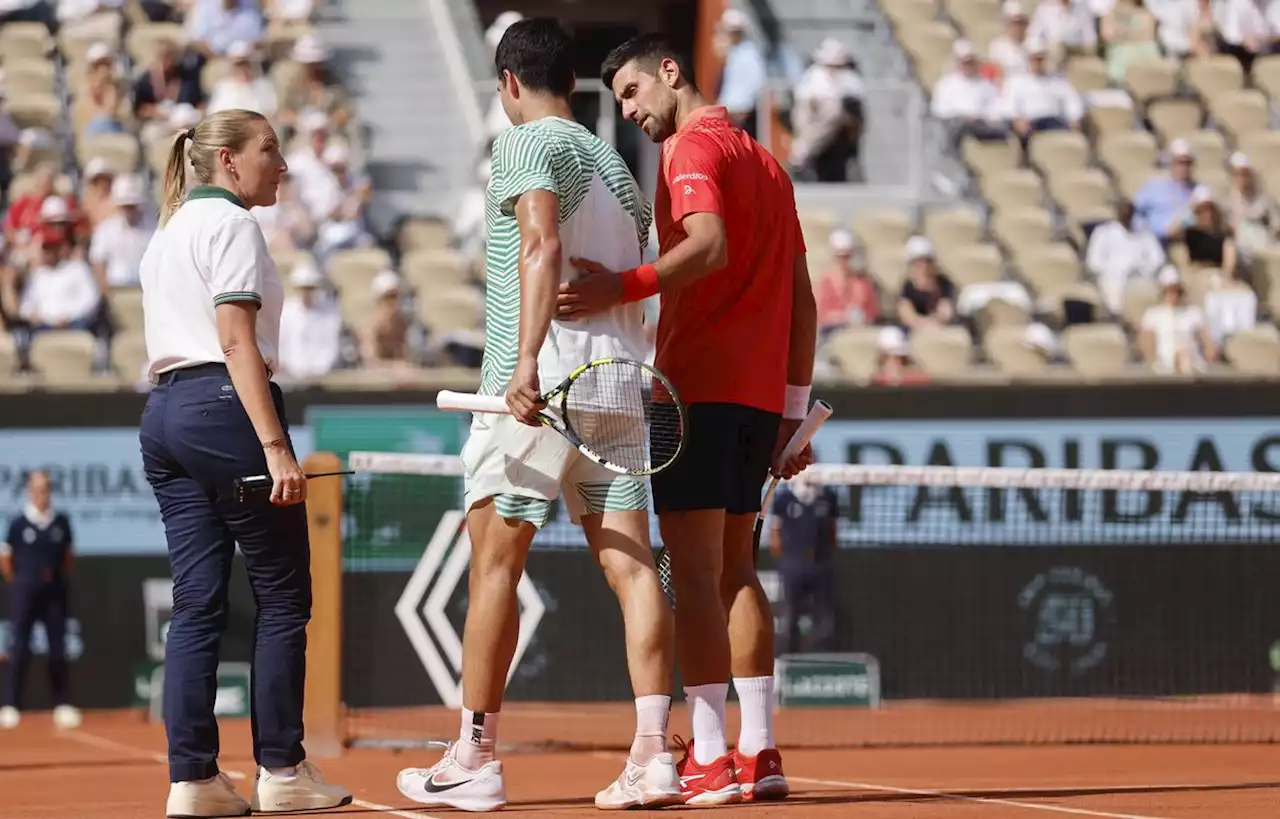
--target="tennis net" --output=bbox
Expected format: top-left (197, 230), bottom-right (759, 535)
top-left (339, 451), bottom-right (1280, 750)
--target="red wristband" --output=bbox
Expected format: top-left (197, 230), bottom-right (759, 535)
top-left (619, 263), bottom-right (660, 304)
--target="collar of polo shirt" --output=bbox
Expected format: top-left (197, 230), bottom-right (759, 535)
top-left (187, 185), bottom-right (247, 210)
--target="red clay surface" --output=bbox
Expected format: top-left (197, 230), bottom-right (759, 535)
top-left (3, 708), bottom-right (1280, 818)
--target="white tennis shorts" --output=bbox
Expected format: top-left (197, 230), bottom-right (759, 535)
top-left (460, 411), bottom-right (649, 529)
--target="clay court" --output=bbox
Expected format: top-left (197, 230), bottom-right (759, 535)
top-left (3, 701), bottom-right (1279, 819)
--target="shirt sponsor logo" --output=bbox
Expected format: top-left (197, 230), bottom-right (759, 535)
top-left (672, 173), bottom-right (710, 184)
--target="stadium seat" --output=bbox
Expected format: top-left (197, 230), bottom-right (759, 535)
top-left (963, 21), bottom-right (1003, 56)
top-left (922, 206), bottom-right (985, 254)
top-left (126, 22), bottom-right (187, 65)
top-left (397, 218), bottom-right (453, 253)
top-left (882, 0), bottom-right (938, 28)
top-left (1018, 242), bottom-right (1084, 294)
top-left (328, 247), bottom-right (393, 292)
top-left (980, 169), bottom-right (1044, 213)
top-left (1028, 130), bottom-right (1090, 175)
top-left (984, 325), bottom-right (1049, 376)
top-left (1048, 168), bottom-right (1114, 224)
top-left (110, 289), bottom-right (144, 334)
top-left (1062, 323), bottom-right (1131, 377)
top-left (419, 286), bottom-right (484, 334)
top-left (1065, 55), bottom-right (1110, 94)
top-left (59, 15), bottom-right (123, 65)
top-left (1224, 325), bottom-right (1280, 375)
top-left (271, 248), bottom-right (314, 286)
top-left (201, 57), bottom-right (236, 95)
top-left (402, 248), bottom-right (473, 291)
top-left (1185, 55), bottom-right (1245, 100)
top-left (1040, 282), bottom-right (1105, 324)
top-left (1181, 129), bottom-right (1228, 172)
top-left (972, 297), bottom-right (1032, 336)
top-left (1248, 245), bottom-right (1280, 309)
top-left (851, 207), bottom-right (913, 252)
top-left (7, 93), bottom-right (61, 130)
top-left (1121, 278), bottom-right (1161, 329)
top-left (1251, 54), bottom-right (1280, 100)
top-left (992, 207), bottom-right (1055, 253)
top-left (4, 59), bottom-right (56, 96)
top-left (961, 136), bottom-right (1020, 178)
top-left (945, 0), bottom-right (1002, 37)
top-left (77, 133), bottom-right (140, 172)
top-left (29, 333), bottom-right (97, 384)
top-left (270, 59), bottom-right (305, 100)
top-left (909, 324), bottom-right (974, 376)
top-left (1147, 99), bottom-right (1205, 145)
top-left (110, 331), bottom-right (147, 380)
top-left (1207, 90), bottom-right (1269, 142)
top-left (939, 242), bottom-right (1004, 288)
top-left (1087, 103), bottom-right (1137, 137)
top-left (1123, 60), bottom-right (1179, 105)
top-left (824, 325), bottom-right (882, 382)
top-left (0, 22), bottom-right (53, 60)
top-left (867, 247), bottom-right (908, 292)
top-left (1098, 131), bottom-right (1159, 181)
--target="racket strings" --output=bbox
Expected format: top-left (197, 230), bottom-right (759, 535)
top-left (563, 361), bottom-right (683, 473)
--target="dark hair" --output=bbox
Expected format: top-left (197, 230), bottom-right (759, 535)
top-left (495, 17), bottom-right (575, 97)
top-left (601, 33), bottom-right (696, 91)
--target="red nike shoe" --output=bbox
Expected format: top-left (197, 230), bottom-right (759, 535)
top-left (673, 736), bottom-right (742, 805)
top-left (734, 747), bottom-right (789, 801)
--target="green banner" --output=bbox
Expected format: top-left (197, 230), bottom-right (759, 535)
top-left (134, 662), bottom-right (252, 718)
top-left (775, 653), bottom-right (882, 708)
top-left (308, 406), bottom-right (467, 569)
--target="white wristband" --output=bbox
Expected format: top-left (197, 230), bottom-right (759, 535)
top-left (783, 384), bottom-right (811, 420)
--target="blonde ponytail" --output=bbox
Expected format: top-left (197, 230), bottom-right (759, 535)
top-left (157, 110), bottom-right (268, 226)
top-left (159, 129), bottom-right (191, 227)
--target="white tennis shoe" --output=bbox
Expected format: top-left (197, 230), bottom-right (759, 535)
top-left (595, 752), bottom-right (683, 810)
top-left (165, 772), bottom-right (251, 818)
top-left (0, 706), bottom-right (18, 729)
top-left (250, 760), bottom-right (352, 812)
top-left (397, 743), bottom-right (507, 813)
top-left (52, 704), bottom-right (81, 729)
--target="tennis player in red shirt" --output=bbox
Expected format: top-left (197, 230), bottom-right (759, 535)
top-left (558, 33), bottom-right (818, 806)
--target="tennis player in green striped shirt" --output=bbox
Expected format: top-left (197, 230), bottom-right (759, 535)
top-left (395, 18), bottom-right (680, 813)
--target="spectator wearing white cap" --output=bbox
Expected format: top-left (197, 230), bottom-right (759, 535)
top-left (285, 109), bottom-right (340, 221)
top-left (1139, 265), bottom-right (1216, 373)
top-left (280, 35), bottom-right (350, 135)
top-left (4, 165), bottom-right (56, 250)
top-left (872, 325), bottom-right (929, 386)
top-left (187, 0), bottom-right (264, 58)
top-left (80, 156), bottom-right (117, 229)
top-left (1028, 0), bottom-right (1098, 56)
top-left (1171, 184), bottom-right (1237, 276)
top-left (207, 41), bottom-right (279, 118)
top-left (989, 1), bottom-right (1032, 79)
top-left (898, 236), bottom-right (956, 330)
top-left (789, 37), bottom-right (865, 182)
top-left (1215, 0), bottom-right (1269, 73)
top-left (815, 229), bottom-right (878, 338)
top-left (1225, 152), bottom-right (1280, 257)
top-left (715, 8), bottom-right (768, 138)
top-left (995, 36), bottom-right (1083, 147)
top-left (362, 271), bottom-right (424, 369)
top-left (1101, 0), bottom-right (1162, 83)
top-left (1133, 138), bottom-right (1198, 241)
top-left (312, 141), bottom-right (373, 260)
top-left (133, 39), bottom-right (205, 144)
top-left (78, 42), bottom-right (126, 137)
top-left (89, 175), bottom-right (153, 289)
top-left (1086, 197), bottom-right (1165, 314)
top-left (277, 261), bottom-right (343, 380)
top-left (932, 40), bottom-right (1007, 152)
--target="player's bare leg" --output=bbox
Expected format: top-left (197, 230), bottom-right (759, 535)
top-left (397, 498), bottom-right (532, 812)
top-left (584, 510), bottom-right (682, 809)
top-left (723, 512), bottom-right (789, 801)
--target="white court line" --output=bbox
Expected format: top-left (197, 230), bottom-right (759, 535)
top-left (62, 729), bottom-right (442, 819)
top-left (790, 776), bottom-right (1175, 819)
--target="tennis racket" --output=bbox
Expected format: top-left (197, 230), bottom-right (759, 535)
top-left (656, 400), bottom-right (833, 607)
top-left (436, 357), bottom-right (687, 477)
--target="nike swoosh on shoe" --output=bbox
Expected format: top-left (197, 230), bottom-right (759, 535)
top-left (420, 776), bottom-right (472, 794)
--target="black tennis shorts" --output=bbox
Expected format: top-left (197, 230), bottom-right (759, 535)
top-left (651, 402), bottom-right (782, 515)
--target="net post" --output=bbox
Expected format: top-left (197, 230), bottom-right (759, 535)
top-left (303, 450), bottom-right (344, 757)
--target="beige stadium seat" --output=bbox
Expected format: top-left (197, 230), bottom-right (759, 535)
top-left (1121, 278), bottom-right (1161, 329)
top-left (200, 57), bottom-right (235, 95)
top-left (1185, 55), bottom-right (1245, 101)
top-left (329, 247), bottom-right (392, 293)
top-left (1248, 245), bottom-right (1280, 309)
top-left (961, 136), bottom-right (1020, 178)
top-left (1087, 105), bottom-right (1136, 137)
top-left (420, 286), bottom-right (484, 334)
top-left (980, 169), bottom-right (1044, 212)
top-left (1147, 99), bottom-right (1204, 145)
top-left (1062, 323), bottom-right (1131, 377)
top-left (985, 325), bottom-right (1049, 376)
top-left (945, 0), bottom-right (1002, 37)
top-left (110, 331), bottom-right (148, 380)
top-left (1180, 129), bottom-right (1227, 172)
top-left (992, 207), bottom-right (1055, 252)
top-left (867, 247), bottom-right (908, 292)
top-left (851, 207), bottom-right (912, 251)
top-left (1098, 131), bottom-right (1158, 181)
top-left (7, 93), bottom-right (60, 130)
top-left (398, 218), bottom-right (453, 253)
top-left (77, 133), bottom-right (140, 172)
top-left (963, 20), bottom-right (1003, 56)
top-left (1123, 59), bottom-right (1179, 105)
top-left (30, 333), bottom-right (96, 382)
top-left (1065, 55), bottom-right (1110, 94)
top-left (909, 324), bottom-right (974, 375)
top-left (921, 206), bottom-right (984, 253)
top-left (1208, 90), bottom-right (1269, 141)
top-left (898, 20), bottom-right (956, 62)
top-left (1018, 242), bottom-right (1084, 294)
top-left (1040, 281), bottom-right (1105, 324)
top-left (265, 23), bottom-right (313, 62)
top-left (146, 130), bottom-right (179, 173)
top-left (883, 0), bottom-right (938, 27)
top-left (1253, 54), bottom-right (1280, 100)
top-left (4, 59), bottom-right (55, 96)
top-left (939, 242), bottom-right (1004, 288)
top-left (1049, 168), bottom-right (1113, 221)
top-left (0, 22), bottom-right (53, 59)
top-left (126, 22), bottom-right (187, 65)
top-left (110, 288), bottom-right (144, 334)
top-left (1225, 324), bottom-right (1280, 376)
top-left (1028, 130), bottom-right (1090, 175)
top-left (973, 298), bottom-right (1032, 336)
top-left (271, 248), bottom-right (315, 287)
top-left (824, 325), bottom-right (882, 382)
top-left (402, 248), bottom-right (473, 290)
top-left (270, 58), bottom-right (305, 100)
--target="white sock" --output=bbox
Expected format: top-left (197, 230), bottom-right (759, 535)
top-left (456, 708), bottom-right (500, 771)
top-left (632, 694), bottom-right (671, 762)
top-left (733, 676), bottom-right (776, 757)
top-left (684, 683), bottom-right (728, 765)
top-left (265, 766), bottom-right (296, 778)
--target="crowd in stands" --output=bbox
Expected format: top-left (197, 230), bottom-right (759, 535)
top-left (806, 0), bottom-right (1280, 383)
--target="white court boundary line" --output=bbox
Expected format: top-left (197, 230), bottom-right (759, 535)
top-left (790, 776), bottom-right (1175, 819)
top-left (62, 730), bottom-right (443, 819)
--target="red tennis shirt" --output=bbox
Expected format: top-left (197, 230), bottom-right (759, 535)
top-left (653, 105), bottom-right (803, 415)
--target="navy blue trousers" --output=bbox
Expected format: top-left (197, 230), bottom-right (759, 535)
top-left (2, 580), bottom-right (69, 709)
top-left (140, 365), bottom-right (311, 783)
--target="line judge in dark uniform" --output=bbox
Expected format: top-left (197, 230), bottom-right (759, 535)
top-left (138, 108), bottom-right (350, 818)
top-left (0, 471), bottom-right (81, 731)
top-left (769, 473), bottom-right (839, 655)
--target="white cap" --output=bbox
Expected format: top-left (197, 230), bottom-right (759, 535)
top-left (87, 42), bottom-right (114, 64)
top-left (719, 8), bottom-right (748, 30)
top-left (1157, 265), bottom-right (1182, 287)
top-left (321, 142), bottom-right (349, 166)
top-left (1229, 151), bottom-right (1251, 170)
top-left (1002, 1), bottom-right (1027, 19)
top-left (111, 174), bottom-right (145, 205)
top-left (1023, 322), bottom-right (1058, 354)
top-left (1190, 183), bottom-right (1214, 206)
top-left (298, 108), bottom-right (330, 135)
top-left (227, 40), bottom-right (254, 61)
top-left (83, 156), bottom-right (113, 179)
top-left (1024, 36), bottom-right (1048, 56)
top-left (814, 37), bottom-right (850, 67)
top-left (40, 195), bottom-right (71, 222)
top-left (291, 34), bottom-right (330, 64)
top-left (169, 102), bottom-right (201, 131)
top-left (1169, 138), bottom-right (1194, 160)
top-left (290, 262), bottom-right (324, 289)
top-left (829, 228), bottom-right (857, 254)
top-left (904, 235), bottom-right (935, 261)
top-left (878, 325), bottom-right (910, 357)
top-left (18, 127), bottom-right (52, 149)
top-left (371, 270), bottom-right (402, 298)
top-left (485, 10), bottom-right (524, 50)
top-left (953, 39), bottom-right (976, 61)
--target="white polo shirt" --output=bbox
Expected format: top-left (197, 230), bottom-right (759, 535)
top-left (139, 186), bottom-right (284, 380)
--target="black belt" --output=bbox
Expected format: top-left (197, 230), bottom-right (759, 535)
top-left (159, 362), bottom-right (230, 384)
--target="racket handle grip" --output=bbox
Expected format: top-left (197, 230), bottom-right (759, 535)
top-left (779, 399), bottom-right (833, 462)
top-left (437, 391), bottom-right (511, 414)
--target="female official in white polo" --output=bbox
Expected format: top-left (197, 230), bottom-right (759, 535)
top-left (138, 108), bottom-right (351, 818)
